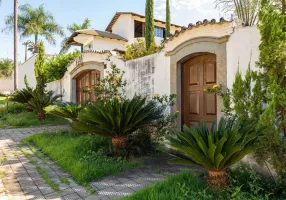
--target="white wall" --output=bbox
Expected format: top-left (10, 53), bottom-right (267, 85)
top-left (227, 26), bottom-right (261, 88)
top-left (112, 14), bottom-right (133, 43)
top-left (0, 78), bottom-right (13, 92)
top-left (125, 52), bottom-right (170, 99)
top-left (92, 37), bottom-right (125, 51)
top-left (18, 55), bottom-right (37, 89)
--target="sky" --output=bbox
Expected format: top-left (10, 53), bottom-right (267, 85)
top-left (0, 0), bottom-right (222, 62)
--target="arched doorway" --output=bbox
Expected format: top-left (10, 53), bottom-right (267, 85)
top-left (76, 70), bottom-right (100, 103)
top-left (181, 53), bottom-right (217, 128)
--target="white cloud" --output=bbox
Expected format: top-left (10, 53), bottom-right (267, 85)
top-left (154, 0), bottom-right (221, 26)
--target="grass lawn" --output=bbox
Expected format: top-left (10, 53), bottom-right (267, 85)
top-left (1, 112), bottom-right (68, 128)
top-left (0, 102), bottom-right (68, 128)
top-left (120, 171), bottom-right (212, 200)
top-left (23, 130), bottom-right (140, 184)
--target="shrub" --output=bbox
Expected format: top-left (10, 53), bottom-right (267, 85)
top-left (0, 58), bottom-right (13, 79)
top-left (27, 90), bottom-right (62, 120)
top-left (71, 96), bottom-right (164, 156)
top-left (121, 38), bottom-right (162, 60)
top-left (10, 88), bottom-right (33, 104)
top-left (44, 51), bottom-right (80, 82)
top-left (45, 102), bottom-right (82, 122)
top-left (167, 118), bottom-right (263, 189)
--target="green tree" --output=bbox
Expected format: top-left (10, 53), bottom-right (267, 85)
top-left (0, 58), bottom-right (13, 79)
top-left (3, 4), bottom-right (64, 50)
top-left (145, 0), bottom-right (155, 50)
top-left (34, 41), bottom-right (47, 95)
top-left (60, 18), bottom-right (91, 54)
top-left (166, 0), bottom-right (171, 38)
top-left (44, 51), bottom-right (81, 82)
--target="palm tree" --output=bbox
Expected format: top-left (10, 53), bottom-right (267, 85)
top-left (60, 18), bottom-right (91, 54)
top-left (215, 0), bottom-right (260, 26)
top-left (3, 3), bottom-right (64, 50)
top-left (14, 0), bottom-right (18, 90)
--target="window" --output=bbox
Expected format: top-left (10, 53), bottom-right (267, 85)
top-left (154, 26), bottom-right (165, 38)
top-left (134, 20), bottom-right (144, 38)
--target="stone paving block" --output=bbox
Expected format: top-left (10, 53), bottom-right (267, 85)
top-left (62, 193), bottom-right (82, 200)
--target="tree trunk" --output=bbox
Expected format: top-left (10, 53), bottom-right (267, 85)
top-left (14, 0), bottom-right (18, 91)
top-left (207, 170), bottom-right (230, 190)
top-left (111, 137), bottom-right (128, 156)
top-left (37, 111), bottom-right (46, 121)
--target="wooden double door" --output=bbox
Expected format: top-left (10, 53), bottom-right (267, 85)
top-left (76, 70), bottom-right (100, 103)
top-left (182, 54), bottom-right (217, 128)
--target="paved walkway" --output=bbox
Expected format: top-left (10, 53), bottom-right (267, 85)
top-left (0, 126), bottom-right (199, 200)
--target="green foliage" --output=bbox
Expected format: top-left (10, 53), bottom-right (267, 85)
top-left (145, 0), bottom-right (155, 50)
top-left (254, 0), bottom-right (286, 178)
top-left (24, 74), bottom-right (30, 89)
top-left (0, 58), bottom-right (13, 79)
top-left (27, 90), bottom-right (62, 114)
top-left (34, 41), bottom-right (47, 95)
top-left (23, 130), bottom-right (140, 184)
top-left (10, 88), bottom-right (33, 104)
top-left (122, 38), bottom-right (162, 60)
top-left (44, 51), bottom-right (80, 82)
top-left (60, 18), bottom-right (91, 54)
top-left (167, 118), bottom-right (262, 170)
top-left (166, 0), bottom-right (171, 38)
top-left (87, 64), bottom-right (126, 101)
top-left (71, 96), bottom-right (164, 139)
top-left (3, 3), bottom-right (64, 45)
top-left (215, 0), bottom-right (260, 26)
top-left (45, 102), bottom-right (83, 122)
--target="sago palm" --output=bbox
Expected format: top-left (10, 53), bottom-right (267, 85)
top-left (3, 4), bottom-right (64, 49)
top-left (60, 18), bottom-right (91, 54)
top-left (167, 118), bottom-right (262, 189)
top-left (71, 96), bottom-right (164, 155)
top-left (45, 102), bottom-right (83, 122)
top-left (27, 90), bottom-right (62, 120)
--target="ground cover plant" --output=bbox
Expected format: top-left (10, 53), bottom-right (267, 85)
top-left (120, 166), bottom-right (285, 200)
top-left (23, 130), bottom-right (140, 184)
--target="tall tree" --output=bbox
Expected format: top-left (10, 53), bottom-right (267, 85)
top-left (34, 41), bottom-right (47, 95)
top-left (60, 18), bottom-right (91, 54)
top-left (0, 58), bottom-right (14, 79)
top-left (3, 4), bottom-right (64, 51)
top-left (145, 0), bottom-right (155, 50)
top-left (14, 0), bottom-right (18, 90)
top-left (166, 0), bottom-right (171, 38)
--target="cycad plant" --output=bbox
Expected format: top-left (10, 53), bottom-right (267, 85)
top-left (167, 118), bottom-right (262, 189)
top-left (27, 91), bottom-right (62, 120)
top-left (45, 102), bottom-right (82, 122)
top-left (71, 96), bottom-right (164, 155)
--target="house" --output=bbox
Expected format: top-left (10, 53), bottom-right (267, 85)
top-left (19, 12), bottom-right (261, 128)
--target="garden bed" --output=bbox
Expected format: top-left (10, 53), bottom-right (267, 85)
top-left (23, 130), bottom-right (141, 184)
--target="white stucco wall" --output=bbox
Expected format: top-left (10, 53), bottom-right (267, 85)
top-left (90, 37), bottom-right (126, 51)
top-left (0, 77), bottom-right (13, 92)
top-left (226, 26), bottom-right (261, 88)
top-left (18, 54), bottom-right (37, 89)
top-left (112, 14), bottom-right (133, 43)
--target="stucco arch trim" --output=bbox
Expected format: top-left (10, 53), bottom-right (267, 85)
top-left (70, 61), bottom-right (105, 78)
top-left (166, 36), bottom-right (230, 56)
top-left (168, 38), bottom-right (227, 127)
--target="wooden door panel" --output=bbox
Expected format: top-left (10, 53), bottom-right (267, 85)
top-left (204, 93), bottom-right (217, 115)
top-left (182, 54), bottom-right (217, 128)
top-left (189, 92), bottom-right (200, 115)
top-left (189, 63), bottom-right (199, 85)
top-left (204, 60), bottom-right (216, 85)
top-left (76, 70), bottom-right (100, 103)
